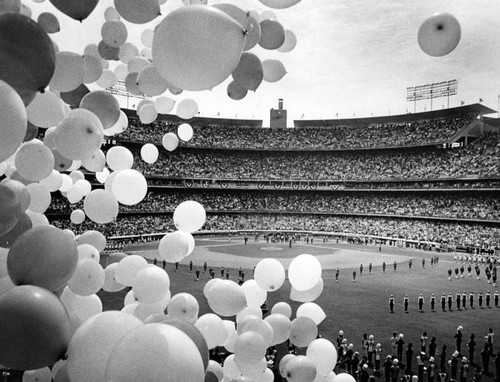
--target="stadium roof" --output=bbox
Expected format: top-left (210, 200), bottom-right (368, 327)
top-left (293, 103), bottom-right (496, 127)
top-left (123, 109), bottom-right (263, 128)
top-left (483, 116), bottom-right (500, 128)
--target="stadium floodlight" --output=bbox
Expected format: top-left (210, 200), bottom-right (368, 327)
top-left (407, 79), bottom-right (458, 113)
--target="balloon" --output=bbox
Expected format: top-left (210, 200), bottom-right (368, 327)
top-left (260, 10), bottom-right (277, 20)
top-left (271, 301), bottom-right (292, 318)
top-left (152, 5), bottom-right (246, 91)
top-left (49, 52), bottom-right (85, 92)
top-left (83, 189), bottom-right (119, 224)
top-left (138, 103), bottom-right (158, 124)
top-left (418, 13), bottom-right (461, 57)
top-left (296, 302), bottom-right (326, 325)
top-left (60, 287), bottom-right (103, 323)
top-left (264, 313), bottom-right (291, 345)
top-left (232, 52), bottom-right (263, 91)
top-left (103, 110), bottom-right (128, 136)
top-left (258, 0), bottom-right (301, 9)
top-left (137, 65), bottom-right (169, 96)
top-left (288, 254), bottom-right (322, 291)
top-left (1, 179), bottom-right (30, 212)
top-left (96, 69), bottom-right (116, 88)
top-left (234, 331), bottom-right (267, 365)
top-left (136, 98), bottom-right (154, 114)
top-left (80, 90), bottom-right (120, 130)
top-left (101, 20), bottom-right (128, 48)
top-left (279, 354), bottom-right (295, 377)
top-left (105, 6), bottom-right (121, 21)
top-left (48, 0), bottom-right (99, 21)
top-left (105, 324), bottom-right (204, 382)
top-left (161, 319), bottom-right (209, 371)
top-left (206, 279), bottom-right (247, 317)
top-left (162, 132), bottom-right (179, 152)
top-left (0, 183), bottom-right (21, 236)
top-left (23, 367), bottom-right (52, 382)
top-left (241, 280), bottom-right (267, 308)
top-left (15, 142), bottom-right (54, 182)
top-left (114, 63), bottom-right (128, 81)
top-left (306, 338), bottom-right (338, 377)
top-left (7, 225), bottom-right (78, 291)
top-left (195, 313), bottom-right (227, 350)
top-left (236, 315), bottom-right (273, 344)
top-left (244, 13), bottom-right (261, 51)
top-left (169, 85), bottom-right (183, 95)
top-left (173, 200), bottom-right (206, 233)
top-left (227, 81), bottom-right (247, 101)
top-left (83, 54), bottom-right (103, 84)
top-left (207, 360), bottom-right (224, 381)
top-left (82, 149), bottom-right (105, 172)
top-left (140, 49), bottom-right (152, 61)
top-left (119, 42), bottom-right (139, 64)
top-left (95, 167), bottom-right (110, 183)
top-left (60, 84), bottom-right (89, 108)
top-left (24, 122), bottom-right (39, 142)
top-left (0, 285), bottom-right (71, 370)
top-left (332, 373), bottom-right (356, 382)
top-left (290, 277), bottom-right (324, 302)
top-left (67, 311), bottom-right (142, 382)
top-left (254, 258), bottom-right (285, 291)
top-left (67, 259), bottom-right (105, 296)
top-left (236, 306), bottom-right (262, 323)
top-left (69, 169), bottom-right (84, 183)
top-left (76, 230), bottom-right (106, 253)
top-left (132, 265), bottom-right (170, 303)
top-left (154, 96), bottom-right (175, 114)
top-left (76, 243), bottom-right (99, 262)
top-left (258, 19), bottom-right (285, 50)
top-left (212, 3), bottom-right (247, 28)
top-left (158, 230), bottom-right (194, 263)
top-left (285, 355), bottom-right (317, 382)
top-left (0, 0), bottom-right (21, 13)
top-left (140, 143), bottom-right (159, 164)
top-left (106, 146), bottom-right (134, 171)
top-left (176, 98), bottom-right (198, 120)
top-left (70, 209), bottom-right (85, 224)
top-left (26, 183), bottom-right (51, 213)
top-left (27, 91), bottom-right (65, 128)
top-left (0, 212), bottom-right (32, 248)
top-left (66, 185), bottom-right (84, 203)
top-left (37, 12), bottom-right (59, 34)
top-left (177, 123), bottom-right (194, 142)
top-left (114, 0), bottom-right (160, 24)
top-left (0, 80), bottom-right (27, 163)
top-left (97, 40), bottom-right (120, 61)
top-left (262, 59), bottom-right (287, 82)
top-left (289, 316), bottom-right (318, 347)
top-left (167, 293), bottom-right (199, 323)
top-left (115, 254), bottom-right (148, 286)
top-left (0, 13), bottom-right (55, 104)
top-left (277, 29), bottom-right (297, 53)
top-left (54, 109), bottom-right (104, 161)
top-left (102, 263), bottom-right (126, 292)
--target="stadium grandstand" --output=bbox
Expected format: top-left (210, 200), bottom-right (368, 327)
top-left (48, 104), bottom-right (500, 256)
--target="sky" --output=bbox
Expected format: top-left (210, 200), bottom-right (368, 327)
top-left (30, 0), bottom-right (500, 126)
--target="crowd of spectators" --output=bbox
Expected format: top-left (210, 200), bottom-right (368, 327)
top-left (50, 214), bottom-right (500, 249)
top-left (130, 132), bottom-right (500, 181)
top-left (118, 115), bottom-right (474, 150)
top-left (48, 191), bottom-right (500, 221)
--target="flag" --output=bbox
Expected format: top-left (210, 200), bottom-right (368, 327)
top-left (461, 101), bottom-right (465, 106)
top-left (479, 98), bottom-right (484, 103)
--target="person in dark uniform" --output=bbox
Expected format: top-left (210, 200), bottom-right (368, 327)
top-left (459, 357), bottom-right (469, 382)
top-left (153, 258), bottom-right (157, 266)
top-left (369, 263), bottom-right (373, 274)
top-left (383, 262), bottom-right (386, 273)
top-left (409, 259), bottom-right (413, 270)
top-left (462, 292), bottom-right (467, 310)
top-left (495, 291), bottom-right (499, 307)
top-left (431, 293), bottom-right (436, 311)
top-left (353, 268), bottom-right (357, 282)
top-left (478, 292), bottom-right (484, 308)
top-left (442, 293), bottom-right (447, 311)
top-left (440, 344), bottom-right (448, 373)
top-left (404, 295), bottom-right (409, 313)
top-left (480, 342), bottom-right (490, 375)
top-left (456, 291), bottom-right (461, 310)
top-left (418, 294), bottom-right (424, 312)
top-left (470, 292), bottom-right (475, 309)
top-left (390, 359), bottom-right (400, 382)
top-left (360, 264), bottom-right (364, 276)
top-left (448, 293), bottom-right (453, 311)
top-left (455, 267), bottom-right (460, 279)
top-left (189, 260), bottom-right (193, 272)
top-left (485, 291), bottom-right (491, 308)
top-left (450, 351), bottom-right (459, 382)
top-left (422, 258), bottom-right (426, 269)
top-left (383, 355), bottom-right (393, 382)
top-left (428, 357), bottom-right (437, 382)
top-left (429, 336), bottom-right (437, 358)
top-left (220, 266), bottom-right (224, 278)
top-left (203, 261), bottom-right (207, 272)
top-left (176, 262), bottom-right (179, 271)
top-left (468, 334), bottom-right (477, 366)
top-left (476, 266), bottom-right (481, 280)
top-left (162, 259), bottom-right (166, 269)
top-left (195, 268), bottom-right (200, 281)
top-left (397, 334), bottom-right (405, 361)
top-left (389, 295), bottom-right (395, 313)
top-left (405, 343), bottom-right (414, 374)
top-left (336, 267), bottom-right (340, 283)
top-left (460, 266), bottom-right (465, 278)
top-left (394, 261), bottom-right (397, 272)
top-left (468, 264), bottom-right (472, 277)
top-left (448, 268), bottom-right (453, 281)
top-left (493, 353), bottom-right (500, 382)
top-left (455, 326), bottom-right (464, 355)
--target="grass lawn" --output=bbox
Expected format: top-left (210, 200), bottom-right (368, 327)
top-left (99, 237), bottom-right (499, 380)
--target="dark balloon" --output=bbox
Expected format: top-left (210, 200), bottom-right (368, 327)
top-left (0, 184), bottom-right (21, 236)
top-left (60, 83), bottom-right (90, 107)
top-left (98, 40), bottom-right (120, 60)
top-left (0, 285), bottom-right (71, 370)
top-left (49, 0), bottom-right (99, 22)
top-left (0, 212), bottom-right (32, 248)
top-left (24, 122), bottom-right (39, 142)
top-left (0, 13), bottom-right (55, 103)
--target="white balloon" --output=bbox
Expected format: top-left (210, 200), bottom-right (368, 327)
top-left (177, 123), bottom-right (193, 142)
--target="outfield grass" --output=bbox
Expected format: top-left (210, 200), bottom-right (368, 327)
top-left (99, 237), bottom-right (499, 380)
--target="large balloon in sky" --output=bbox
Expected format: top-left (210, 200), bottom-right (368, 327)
top-left (417, 13), bottom-right (461, 57)
top-left (79, 90), bottom-right (120, 130)
top-left (114, 0), bottom-right (160, 24)
top-left (173, 200), bottom-right (206, 233)
top-left (258, 0), bottom-right (301, 8)
top-left (0, 285), bottom-right (71, 370)
top-left (49, 0), bottom-right (99, 21)
top-left (262, 59), bottom-right (287, 83)
top-left (0, 13), bottom-right (55, 104)
top-left (7, 225), bottom-right (78, 291)
top-left (232, 52), bottom-right (264, 91)
top-left (259, 19), bottom-right (285, 50)
top-left (0, 80), bottom-right (27, 163)
top-left (152, 5), bottom-right (246, 91)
